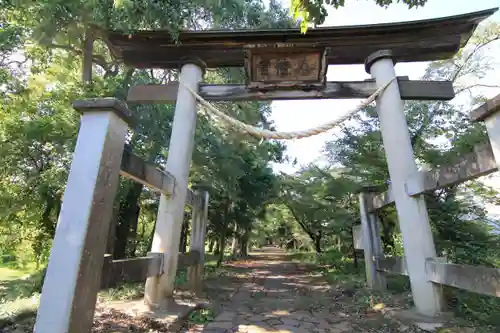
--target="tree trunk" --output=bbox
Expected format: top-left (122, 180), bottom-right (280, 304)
top-left (379, 212), bottom-right (395, 254)
top-left (217, 198), bottom-right (231, 267)
top-left (208, 238), bottom-right (215, 253)
top-left (231, 224), bottom-right (238, 257)
top-left (313, 236), bottom-right (322, 253)
top-left (239, 227), bottom-right (250, 257)
top-left (114, 182), bottom-right (143, 258)
top-left (146, 216), bottom-right (157, 255)
top-left (129, 206), bottom-right (140, 256)
top-left (106, 202), bottom-right (119, 255)
top-left (350, 227), bottom-right (358, 269)
top-left (34, 193), bottom-right (57, 269)
top-left (179, 213), bottom-right (189, 253)
top-left (214, 238), bottom-right (220, 255)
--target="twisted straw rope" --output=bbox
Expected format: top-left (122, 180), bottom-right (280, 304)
top-left (180, 77), bottom-right (396, 140)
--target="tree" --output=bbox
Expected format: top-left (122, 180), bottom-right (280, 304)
top-left (292, 0), bottom-right (428, 32)
top-left (0, 0), bottom-right (292, 267)
top-left (322, 22), bottom-right (500, 323)
top-left (280, 165), bottom-right (358, 252)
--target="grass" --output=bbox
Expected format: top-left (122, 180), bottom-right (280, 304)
top-left (98, 253), bottom-right (224, 303)
top-left (288, 249), bottom-right (414, 311)
top-left (0, 252), bottom-right (227, 328)
top-left (0, 265), bottom-right (43, 325)
top-left (188, 308), bottom-right (215, 325)
top-left (289, 249), bottom-right (500, 330)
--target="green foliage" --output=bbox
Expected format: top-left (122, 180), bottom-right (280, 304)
top-left (279, 166), bottom-right (359, 252)
top-left (188, 308), bottom-right (215, 324)
top-left (321, 22), bottom-right (500, 325)
top-left (0, 2), bottom-right (292, 324)
top-left (291, 0), bottom-right (428, 32)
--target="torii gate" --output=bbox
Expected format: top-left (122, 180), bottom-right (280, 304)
top-left (34, 8), bottom-right (497, 333)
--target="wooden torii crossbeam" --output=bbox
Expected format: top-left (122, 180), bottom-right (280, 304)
top-left (94, 8), bottom-right (495, 69)
top-left (83, 8), bottom-right (497, 104)
top-left (36, 8), bottom-right (499, 333)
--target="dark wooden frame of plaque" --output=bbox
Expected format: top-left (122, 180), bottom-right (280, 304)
top-left (244, 44), bottom-right (328, 91)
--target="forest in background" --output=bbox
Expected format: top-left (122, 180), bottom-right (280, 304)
top-left (1, 0), bottom-right (500, 327)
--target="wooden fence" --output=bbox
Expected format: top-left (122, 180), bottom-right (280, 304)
top-left (98, 146), bottom-right (207, 290)
top-left (34, 99), bottom-right (209, 333)
top-left (355, 93), bottom-right (500, 299)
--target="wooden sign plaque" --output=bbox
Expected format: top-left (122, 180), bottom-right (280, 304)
top-left (244, 44), bottom-right (327, 90)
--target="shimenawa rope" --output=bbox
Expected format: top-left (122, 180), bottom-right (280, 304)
top-left (179, 77), bottom-right (396, 140)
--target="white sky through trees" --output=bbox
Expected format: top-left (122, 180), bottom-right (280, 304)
top-left (270, 0), bottom-right (500, 174)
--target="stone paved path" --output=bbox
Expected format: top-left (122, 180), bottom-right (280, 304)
top-left (183, 247), bottom-right (415, 333)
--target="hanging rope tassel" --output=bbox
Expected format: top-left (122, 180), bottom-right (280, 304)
top-left (179, 77), bottom-right (397, 140)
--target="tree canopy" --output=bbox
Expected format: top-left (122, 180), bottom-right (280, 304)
top-left (1, 0), bottom-right (500, 326)
top-left (291, 0), bottom-right (428, 32)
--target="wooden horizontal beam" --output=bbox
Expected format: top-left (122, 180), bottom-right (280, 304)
top-left (100, 251), bottom-right (201, 288)
top-left (120, 150), bottom-right (175, 195)
top-left (100, 253), bottom-right (163, 289)
top-left (470, 93), bottom-right (500, 122)
top-left (425, 258), bottom-right (500, 298)
top-left (177, 251), bottom-right (201, 269)
top-left (127, 77), bottom-right (454, 103)
top-left (119, 151), bottom-right (204, 207)
top-left (369, 185), bottom-right (394, 212)
top-left (374, 256), bottom-right (409, 276)
top-left (406, 143), bottom-right (498, 196)
top-left (369, 142), bottom-right (498, 211)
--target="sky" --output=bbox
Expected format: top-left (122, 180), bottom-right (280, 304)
top-left (269, 0), bottom-right (500, 174)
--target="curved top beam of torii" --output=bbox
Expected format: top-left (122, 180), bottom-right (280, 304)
top-left (93, 8), bottom-right (497, 69)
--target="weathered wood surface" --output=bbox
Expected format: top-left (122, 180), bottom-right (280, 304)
top-left (374, 256), bottom-right (409, 276)
top-left (359, 193), bottom-right (387, 290)
top-left (246, 47), bottom-right (327, 90)
top-left (119, 150), bottom-right (204, 207)
top-left (177, 251), bottom-right (201, 269)
top-left (352, 225), bottom-right (364, 250)
top-left (35, 102), bottom-right (128, 333)
top-left (100, 253), bottom-right (163, 289)
top-left (96, 9), bottom-right (496, 68)
top-left (127, 78), bottom-right (455, 103)
top-left (470, 93), bottom-right (500, 121)
top-left (100, 251), bottom-right (202, 289)
top-left (406, 143), bottom-right (498, 196)
top-left (369, 185), bottom-right (394, 212)
top-left (369, 143), bottom-right (498, 211)
top-left (186, 189), bottom-right (203, 208)
top-left (74, 98), bottom-right (136, 126)
top-left (120, 150), bottom-right (175, 195)
top-left (82, 29), bottom-right (94, 83)
top-left (425, 258), bottom-right (500, 298)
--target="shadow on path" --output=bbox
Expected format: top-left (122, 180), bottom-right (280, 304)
top-left (184, 246), bottom-right (410, 333)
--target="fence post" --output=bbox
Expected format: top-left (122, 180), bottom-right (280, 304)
top-left (367, 205), bottom-right (387, 290)
top-left (359, 191), bottom-right (387, 290)
top-left (144, 60), bottom-right (205, 308)
top-left (471, 94), bottom-right (500, 167)
top-left (187, 191), bottom-right (209, 294)
top-left (34, 99), bottom-right (132, 333)
top-left (366, 50), bottom-right (443, 316)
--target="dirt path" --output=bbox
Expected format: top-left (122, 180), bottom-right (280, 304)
top-left (185, 246), bottom-right (411, 333)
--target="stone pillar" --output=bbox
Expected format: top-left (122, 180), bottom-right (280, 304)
top-left (187, 191), bottom-right (209, 294)
top-left (365, 50), bottom-right (443, 316)
top-left (359, 190), bottom-right (387, 290)
top-left (144, 60), bottom-right (205, 308)
top-left (34, 99), bottom-right (132, 333)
